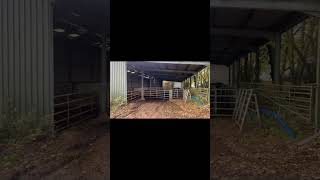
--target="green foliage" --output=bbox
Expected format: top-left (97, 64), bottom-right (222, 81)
top-left (189, 88), bottom-right (209, 105)
top-left (0, 152), bottom-right (18, 167)
top-left (110, 96), bottom-right (127, 113)
top-left (279, 17), bottom-right (319, 84)
top-left (240, 17), bottom-right (319, 84)
top-left (0, 100), bottom-right (50, 144)
top-left (183, 65), bottom-right (210, 89)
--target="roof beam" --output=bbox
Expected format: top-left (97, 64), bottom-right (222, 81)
top-left (145, 61), bottom-right (210, 65)
top-left (143, 69), bottom-right (197, 74)
top-left (305, 11), bottom-right (320, 18)
top-left (148, 74), bottom-right (192, 79)
top-left (211, 0), bottom-right (320, 12)
top-left (211, 27), bottom-right (276, 39)
top-left (154, 75), bottom-right (190, 81)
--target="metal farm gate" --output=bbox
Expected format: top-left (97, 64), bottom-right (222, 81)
top-left (54, 93), bottom-right (98, 132)
top-left (241, 82), bottom-right (316, 133)
top-left (211, 88), bottom-right (237, 117)
top-left (173, 88), bottom-right (183, 99)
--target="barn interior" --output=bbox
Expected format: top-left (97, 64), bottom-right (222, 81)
top-left (211, 0), bottom-right (319, 132)
top-left (211, 1), bottom-right (320, 178)
top-left (211, 3), bottom-right (313, 124)
top-left (52, 0), bottom-right (109, 132)
top-left (110, 61), bottom-right (210, 119)
top-left (127, 61), bottom-right (207, 89)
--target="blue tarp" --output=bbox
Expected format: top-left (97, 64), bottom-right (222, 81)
top-left (259, 106), bottom-right (296, 139)
top-left (191, 96), bottom-right (203, 106)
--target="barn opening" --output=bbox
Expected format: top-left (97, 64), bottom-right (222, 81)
top-left (211, 0), bottom-right (320, 178)
top-left (110, 61), bottom-right (210, 119)
top-left (211, 0), bottom-right (320, 136)
top-left (53, 0), bottom-right (109, 132)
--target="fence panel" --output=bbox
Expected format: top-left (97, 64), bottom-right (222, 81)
top-left (173, 88), bottom-right (183, 99)
top-left (240, 82), bottom-right (317, 134)
top-left (240, 82), bottom-right (313, 122)
top-left (54, 93), bottom-right (98, 132)
top-left (211, 88), bottom-right (237, 117)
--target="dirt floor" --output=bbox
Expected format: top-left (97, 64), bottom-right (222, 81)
top-left (111, 99), bottom-right (210, 119)
top-left (211, 118), bottom-right (320, 180)
top-left (0, 116), bottom-right (109, 180)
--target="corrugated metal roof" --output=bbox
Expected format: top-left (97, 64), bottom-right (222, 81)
top-left (211, 7), bottom-right (307, 65)
top-left (127, 61), bottom-right (209, 82)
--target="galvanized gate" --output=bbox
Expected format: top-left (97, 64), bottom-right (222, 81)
top-left (54, 93), bottom-right (98, 132)
top-left (241, 82), bottom-right (316, 134)
top-left (211, 88), bottom-right (237, 117)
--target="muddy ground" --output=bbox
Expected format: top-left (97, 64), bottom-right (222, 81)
top-left (211, 118), bottom-right (320, 180)
top-left (111, 99), bottom-right (210, 119)
top-left (0, 116), bottom-right (109, 180)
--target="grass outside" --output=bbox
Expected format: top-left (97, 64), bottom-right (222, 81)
top-left (110, 96), bottom-right (127, 114)
top-left (0, 101), bottom-right (51, 171)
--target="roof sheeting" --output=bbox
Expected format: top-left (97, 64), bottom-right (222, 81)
top-left (210, 1), bottom-right (314, 65)
top-left (127, 61), bottom-right (209, 82)
top-left (211, 0), bottom-right (320, 12)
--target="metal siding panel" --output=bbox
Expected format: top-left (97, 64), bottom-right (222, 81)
top-left (2, 0), bottom-right (9, 109)
top-left (8, 0), bottom-right (14, 102)
top-left (110, 62), bottom-right (113, 97)
top-left (14, 0), bottom-right (21, 111)
top-left (124, 62), bottom-right (127, 100)
top-left (111, 62), bottom-right (114, 97)
top-left (31, 0), bottom-right (38, 111)
top-left (49, 0), bottom-right (54, 115)
top-left (0, 0), bottom-right (3, 111)
top-left (20, 0), bottom-right (26, 112)
top-left (1, 0), bottom-right (53, 116)
top-left (43, 0), bottom-right (50, 114)
top-left (110, 61), bottom-right (127, 99)
top-left (37, 0), bottom-right (44, 114)
top-left (25, 0), bottom-right (32, 112)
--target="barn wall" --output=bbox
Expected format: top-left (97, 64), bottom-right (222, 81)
top-left (54, 37), bottom-right (101, 84)
top-left (110, 61), bottom-right (127, 100)
top-left (211, 64), bottom-right (230, 85)
top-left (0, 0), bottom-right (54, 116)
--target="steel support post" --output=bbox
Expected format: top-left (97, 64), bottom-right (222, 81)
top-left (232, 62), bottom-right (235, 88)
top-left (315, 19), bottom-right (320, 133)
top-left (141, 72), bottom-right (145, 100)
top-left (228, 65), bottom-right (231, 86)
top-left (255, 49), bottom-right (261, 82)
top-left (274, 32), bottom-right (281, 84)
top-left (100, 46), bottom-right (107, 113)
top-left (235, 60), bottom-right (240, 88)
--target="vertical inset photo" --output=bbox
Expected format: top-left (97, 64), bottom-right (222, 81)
top-left (110, 61), bottom-right (210, 119)
top-left (211, 1), bottom-right (320, 180)
top-left (0, 0), bottom-right (110, 179)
